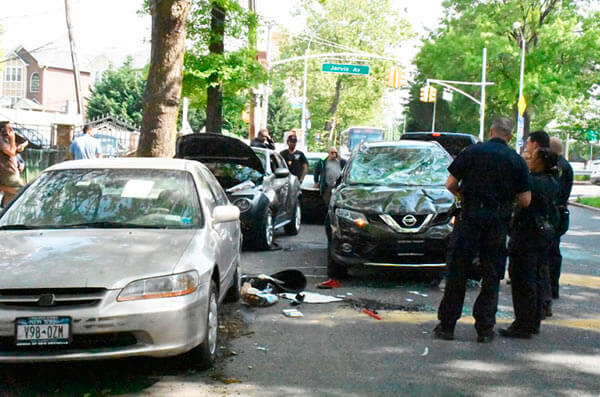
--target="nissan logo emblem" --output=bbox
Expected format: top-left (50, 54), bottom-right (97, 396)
top-left (38, 294), bottom-right (56, 307)
top-left (402, 214), bottom-right (417, 227)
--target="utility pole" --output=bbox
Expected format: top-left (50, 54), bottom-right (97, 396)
top-left (262, 22), bottom-right (274, 130)
top-left (300, 36), bottom-right (313, 150)
top-left (64, 0), bottom-right (83, 117)
top-left (248, 0), bottom-right (257, 140)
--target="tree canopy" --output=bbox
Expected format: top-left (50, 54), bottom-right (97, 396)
top-left (87, 58), bottom-right (146, 126)
top-left (183, 0), bottom-right (266, 136)
top-left (272, 0), bottom-right (413, 149)
top-left (408, 0), bottom-right (600, 139)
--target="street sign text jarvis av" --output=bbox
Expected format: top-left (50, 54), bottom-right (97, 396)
top-left (321, 63), bottom-right (370, 75)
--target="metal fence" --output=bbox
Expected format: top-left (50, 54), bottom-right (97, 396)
top-left (21, 148), bottom-right (68, 183)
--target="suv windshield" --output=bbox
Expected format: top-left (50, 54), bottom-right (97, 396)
top-left (0, 169), bottom-right (202, 229)
top-left (347, 145), bottom-right (451, 186)
top-left (402, 133), bottom-right (475, 157)
top-left (204, 162), bottom-right (262, 189)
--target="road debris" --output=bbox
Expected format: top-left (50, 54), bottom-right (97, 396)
top-left (341, 296), bottom-right (430, 312)
top-left (282, 308), bottom-right (304, 318)
top-left (363, 308), bottom-right (382, 320)
top-left (211, 374), bottom-right (243, 384)
top-left (241, 282), bottom-right (278, 307)
top-left (317, 278), bottom-right (341, 289)
top-left (280, 291), bottom-right (343, 304)
top-left (243, 269), bottom-right (307, 293)
top-left (421, 347), bottom-right (429, 356)
top-left (409, 291), bottom-right (429, 297)
top-left (256, 346), bottom-right (268, 353)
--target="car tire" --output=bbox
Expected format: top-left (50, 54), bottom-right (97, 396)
top-left (284, 200), bottom-right (301, 236)
top-left (187, 280), bottom-right (218, 369)
top-left (327, 241), bottom-right (348, 279)
top-left (224, 262), bottom-right (241, 303)
top-left (253, 209), bottom-right (274, 250)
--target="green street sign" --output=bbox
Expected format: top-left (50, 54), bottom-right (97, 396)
top-left (321, 63), bottom-right (370, 75)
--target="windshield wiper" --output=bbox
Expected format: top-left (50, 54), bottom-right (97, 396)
top-left (348, 182), bottom-right (381, 186)
top-left (0, 224), bottom-right (40, 230)
top-left (61, 221), bottom-right (164, 229)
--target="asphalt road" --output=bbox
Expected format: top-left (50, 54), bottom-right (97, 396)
top-left (1, 206), bottom-right (599, 396)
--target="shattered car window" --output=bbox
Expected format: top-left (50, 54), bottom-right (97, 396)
top-left (205, 162), bottom-right (262, 189)
top-left (347, 145), bottom-right (451, 186)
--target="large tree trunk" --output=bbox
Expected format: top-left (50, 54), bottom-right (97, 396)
top-left (205, 2), bottom-right (225, 134)
top-left (137, 0), bottom-right (190, 157)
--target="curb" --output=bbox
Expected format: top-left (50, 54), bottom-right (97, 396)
top-left (568, 200), bottom-right (600, 213)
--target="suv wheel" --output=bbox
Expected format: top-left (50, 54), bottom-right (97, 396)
top-left (253, 209), bottom-right (273, 250)
top-left (284, 200), bottom-right (301, 235)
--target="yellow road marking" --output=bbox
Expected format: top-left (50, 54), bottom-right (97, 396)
top-left (559, 273), bottom-right (600, 289)
top-left (311, 309), bottom-right (600, 333)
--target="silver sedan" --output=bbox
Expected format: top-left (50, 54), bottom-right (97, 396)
top-left (0, 158), bottom-right (241, 368)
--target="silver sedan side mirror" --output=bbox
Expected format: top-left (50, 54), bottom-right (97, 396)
top-left (212, 205), bottom-right (240, 224)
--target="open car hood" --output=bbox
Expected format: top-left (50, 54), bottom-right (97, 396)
top-left (175, 133), bottom-right (265, 174)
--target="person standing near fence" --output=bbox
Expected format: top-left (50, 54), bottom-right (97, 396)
top-left (0, 121), bottom-right (27, 207)
top-left (69, 124), bottom-right (102, 160)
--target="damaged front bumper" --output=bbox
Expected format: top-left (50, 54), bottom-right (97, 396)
top-left (330, 216), bottom-right (452, 269)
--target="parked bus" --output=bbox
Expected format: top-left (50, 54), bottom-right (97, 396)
top-left (340, 126), bottom-right (385, 154)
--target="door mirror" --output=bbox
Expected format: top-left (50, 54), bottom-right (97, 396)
top-left (212, 205), bottom-right (240, 224)
top-left (274, 168), bottom-right (290, 178)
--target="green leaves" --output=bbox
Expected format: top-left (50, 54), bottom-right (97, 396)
top-left (272, 0), bottom-right (413, 149)
top-left (182, 0), bottom-right (266, 136)
top-left (409, 0), bottom-right (600, 137)
top-left (86, 58), bottom-right (146, 126)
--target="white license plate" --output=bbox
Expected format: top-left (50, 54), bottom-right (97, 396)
top-left (15, 317), bottom-right (71, 346)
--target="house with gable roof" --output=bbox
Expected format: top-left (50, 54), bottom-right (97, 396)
top-left (0, 46), bottom-right (93, 113)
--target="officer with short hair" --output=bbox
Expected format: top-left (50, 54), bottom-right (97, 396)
top-left (434, 116), bottom-right (531, 343)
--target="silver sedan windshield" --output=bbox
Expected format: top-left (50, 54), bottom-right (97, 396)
top-left (0, 169), bottom-right (202, 229)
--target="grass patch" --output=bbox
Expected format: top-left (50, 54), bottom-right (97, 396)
top-left (574, 174), bottom-right (590, 181)
top-left (576, 196), bottom-right (600, 208)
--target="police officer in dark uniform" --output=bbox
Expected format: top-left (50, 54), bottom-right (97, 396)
top-left (434, 117), bottom-right (531, 343)
top-left (501, 147), bottom-right (559, 338)
top-left (549, 137), bottom-right (573, 300)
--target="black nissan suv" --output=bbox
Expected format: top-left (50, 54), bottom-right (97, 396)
top-left (326, 140), bottom-right (456, 278)
top-left (401, 132), bottom-right (477, 157)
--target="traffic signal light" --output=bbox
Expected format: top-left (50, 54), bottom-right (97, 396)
top-left (385, 67), bottom-right (406, 88)
top-left (419, 86), bottom-right (429, 102)
top-left (385, 68), bottom-right (394, 87)
top-left (428, 87), bottom-right (437, 102)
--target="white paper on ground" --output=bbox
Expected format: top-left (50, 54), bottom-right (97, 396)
top-left (280, 291), bottom-right (343, 303)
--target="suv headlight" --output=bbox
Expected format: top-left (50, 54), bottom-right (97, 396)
top-left (117, 270), bottom-right (199, 301)
top-left (335, 208), bottom-right (368, 228)
top-left (233, 198), bottom-right (252, 212)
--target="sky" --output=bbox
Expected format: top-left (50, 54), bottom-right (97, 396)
top-left (0, 0), bottom-right (444, 63)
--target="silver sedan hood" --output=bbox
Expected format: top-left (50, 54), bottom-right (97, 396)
top-left (0, 229), bottom-right (196, 290)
